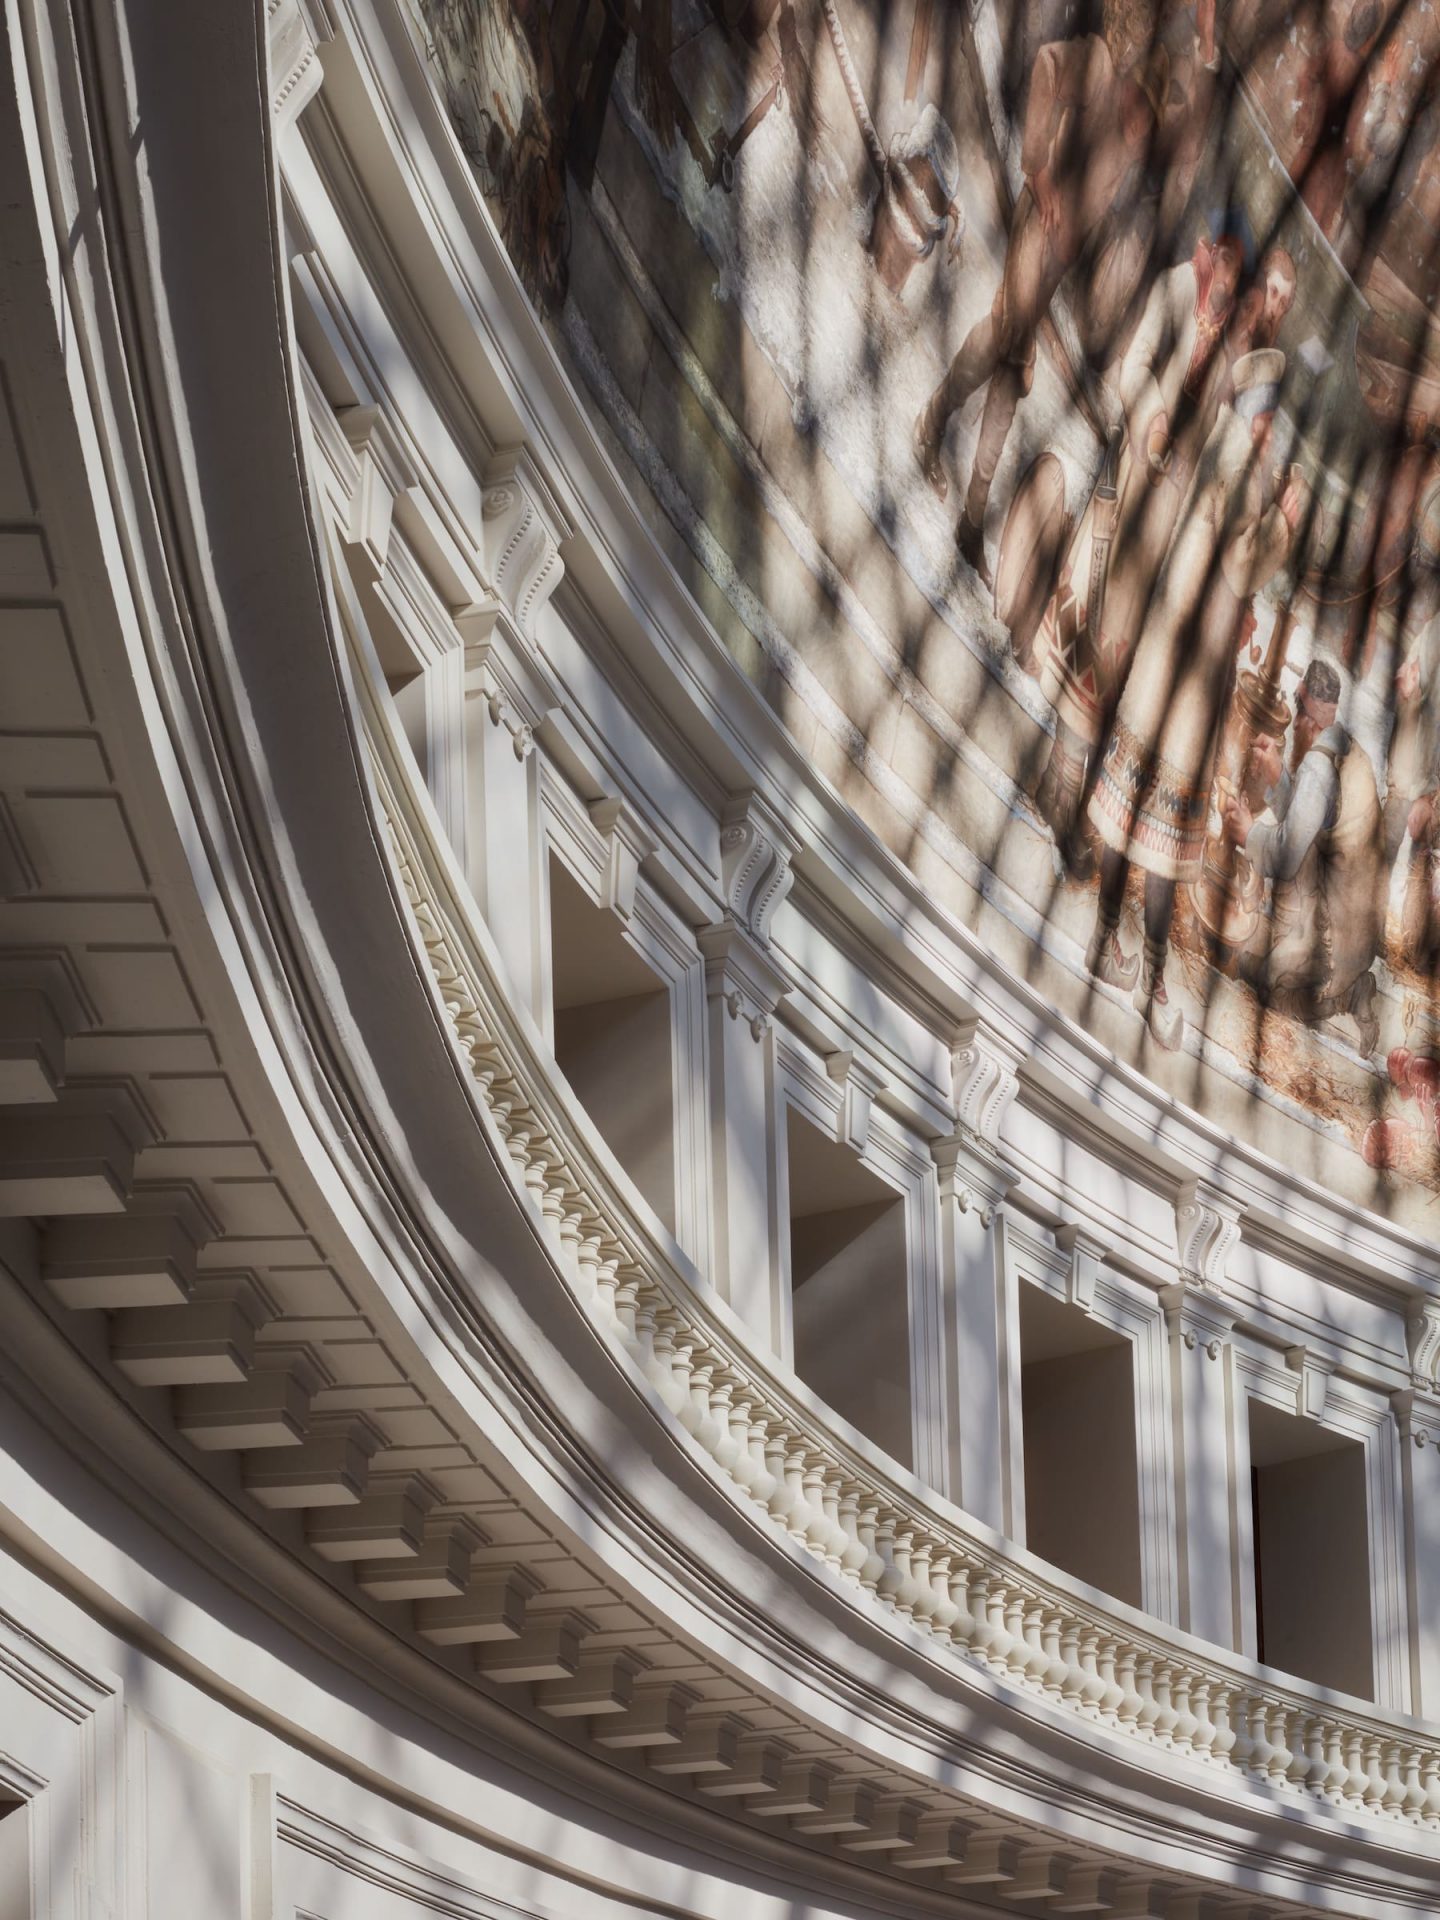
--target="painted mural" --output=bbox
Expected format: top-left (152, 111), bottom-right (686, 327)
top-left (421, 0), bottom-right (1440, 1219)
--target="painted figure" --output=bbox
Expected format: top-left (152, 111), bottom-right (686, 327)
top-left (1225, 658), bottom-right (1384, 1051)
top-left (1030, 229), bottom-right (1246, 867)
top-left (1085, 348), bottom-right (1308, 1049)
top-left (912, 17), bottom-right (1164, 580)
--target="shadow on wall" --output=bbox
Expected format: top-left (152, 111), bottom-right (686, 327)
top-left (425, 0), bottom-right (1440, 1223)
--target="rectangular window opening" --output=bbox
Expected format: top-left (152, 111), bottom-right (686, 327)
top-left (547, 854), bottom-right (677, 1234)
top-left (785, 1106), bottom-right (912, 1469)
top-left (1249, 1399), bottom-right (1373, 1699)
top-left (1018, 1283), bottom-right (1142, 1607)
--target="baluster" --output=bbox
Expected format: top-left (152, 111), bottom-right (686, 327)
top-left (1132, 1654), bottom-right (1160, 1739)
top-left (723, 1395), bottom-right (757, 1495)
top-left (1188, 1676), bottom-right (1215, 1762)
top-left (984, 1581), bottom-right (1019, 1674)
top-left (880, 1526), bottom-right (920, 1619)
top-left (1095, 1635), bottom-right (1125, 1724)
top-left (644, 1309), bottom-right (687, 1413)
top-left (783, 1444), bottom-right (816, 1545)
top-left (556, 1197), bottom-right (585, 1278)
top-left (1263, 1701), bottom-right (1294, 1788)
top-left (856, 1501), bottom-right (886, 1594)
top-left (1076, 1628), bottom-right (1106, 1717)
top-left (1381, 1739), bottom-right (1408, 1818)
top-left (1321, 1720), bottom-right (1349, 1806)
top-left (1207, 1684), bottom-right (1237, 1767)
top-left (1242, 1696), bottom-right (1274, 1784)
top-left (1040, 1610), bottom-right (1069, 1700)
top-left (819, 1469), bottom-right (849, 1571)
top-left (966, 1573), bottom-right (998, 1663)
top-left (1420, 1751), bottom-right (1440, 1828)
top-left (946, 1557), bottom-right (983, 1652)
top-left (1362, 1733), bottom-right (1387, 1811)
top-left (1342, 1725), bottom-right (1371, 1813)
top-left (909, 1539), bottom-right (939, 1629)
top-left (711, 1383), bottom-right (743, 1479)
top-left (744, 1409), bottom-right (778, 1508)
top-left (800, 1455), bottom-right (835, 1562)
top-left (1020, 1603), bottom-right (1050, 1690)
top-left (836, 1484), bottom-right (870, 1585)
top-left (1148, 1660), bottom-right (1178, 1745)
top-left (763, 1429), bottom-right (797, 1530)
top-left (1401, 1745), bottom-right (1428, 1823)
top-left (575, 1228), bottom-right (603, 1304)
top-left (928, 1551), bottom-right (960, 1636)
top-left (1169, 1667), bottom-right (1197, 1753)
top-left (1114, 1644), bottom-right (1143, 1732)
top-left (1300, 1715), bottom-right (1329, 1798)
top-left (1059, 1619), bottom-right (1086, 1708)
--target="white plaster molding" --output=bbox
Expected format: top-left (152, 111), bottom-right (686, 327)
top-left (1174, 1180), bottom-right (1244, 1294)
top-left (718, 792), bottom-right (799, 948)
top-left (824, 1049), bottom-right (887, 1154)
top-left (588, 797), bottom-right (658, 924)
top-left (1407, 1303), bottom-right (1440, 1391)
top-left (697, 921), bottom-right (792, 1040)
top-left (479, 446), bottom-right (572, 643)
top-left (950, 1018), bottom-right (1024, 1149)
top-left (337, 403), bottom-right (416, 578)
top-left (1393, 1388), bottom-right (1440, 1452)
top-left (1056, 1223), bottom-right (1109, 1317)
top-left (1286, 1344), bottom-right (1337, 1423)
top-left (1160, 1283), bottom-right (1236, 1360)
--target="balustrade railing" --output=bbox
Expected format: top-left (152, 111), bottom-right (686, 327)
top-left (376, 746), bottom-right (1440, 1835)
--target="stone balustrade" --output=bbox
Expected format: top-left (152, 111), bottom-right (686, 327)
top-left (380, 754), bottom-right (1440, 1837)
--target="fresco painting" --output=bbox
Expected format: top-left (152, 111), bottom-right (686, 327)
top-left (422, 0), bottom-right (1440, 1215)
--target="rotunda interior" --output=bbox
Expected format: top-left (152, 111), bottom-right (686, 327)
top-left (1, 2), bottom-right (1440, 1918)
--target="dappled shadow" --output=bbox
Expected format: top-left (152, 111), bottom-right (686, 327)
top-left (426, 0), bottom-right (1440, 1228)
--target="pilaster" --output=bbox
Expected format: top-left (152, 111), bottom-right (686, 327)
top-left (699, 794), bottom-right (799, 1353)
top-left (1161, 1263), bottom-right (1239, 1650)
top-left (1395, 1365), bottom-right (1440, 1717)
top-left (453, 453), bottom-right (569, 1018)
top-left (931, 1018), bottom-right (1023, 1527)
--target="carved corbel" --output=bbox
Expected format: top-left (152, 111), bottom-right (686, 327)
top-left (950, 1016), bottom-right (1024, 1147)
top-left (479, 447), bottom-right (572, 644)
top-left (1285, 1344), bottom-right (1336, 1423)
top-left (1056, 1223), bottom-right (1108, 1316)
top-left (932, 1017), bottom-right (1025, 1229)
top-left (1393, 1387), bottom-right (1440, 1452)
top-left (269, 0), bottom-right (334, 128)
top-left (825, 1049), bottom-right (887, 1154)
top-left (1406, 1301), bottom-right (1440, 1391)
top-left (718, 792), bottom-right (800, 948)
top-left (588, 799), bottom-right (658, 924)
top-left (337, 404), bottom-right (417, 579)
top-left (698, 921), bottom-right (792, 1043)
top-left (1160, 1282), bottom-right (1235, 1360)
top-left (1173, 1177), bottom-right (1243, 1294)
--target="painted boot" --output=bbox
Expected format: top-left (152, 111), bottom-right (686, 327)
top-left (1135, 938), bottom-right (1183, 1051)
top-left (1085, 914), bottom-right (1139, 990)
